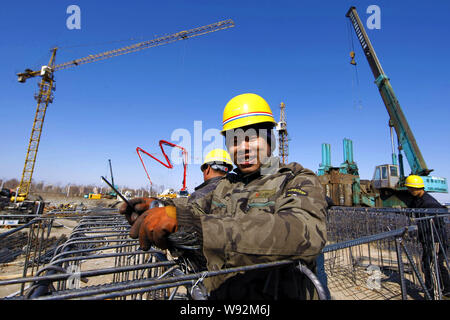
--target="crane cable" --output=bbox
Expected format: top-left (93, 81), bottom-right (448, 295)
top-left (347, 20), bottom-right (362, 110)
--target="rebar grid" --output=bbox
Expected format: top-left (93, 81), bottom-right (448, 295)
top-left (325, 207), bottom-right (449, 300)
top-left (1, 206), bottom-right (448, 300)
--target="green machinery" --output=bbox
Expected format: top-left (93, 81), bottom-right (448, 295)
top-left (318, 139), bottom-right (378, 207)
top-left (317, 7), bottom-right (448, 207)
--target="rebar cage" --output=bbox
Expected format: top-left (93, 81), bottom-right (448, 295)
top-left (0, 207), bottom-right (448, 300)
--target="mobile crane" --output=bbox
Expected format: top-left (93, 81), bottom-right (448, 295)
top-left (344, 7), bottom-right (448, 206)
top-left (11, 19), bottom-right (234, 209)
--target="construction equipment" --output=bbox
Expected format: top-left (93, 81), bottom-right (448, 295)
top-left (136, 140), bottom-right (188, 194)
top-left (318, 139), bottom-right (379, 207)
top-left (12, 19), bottom-right (235, 202)
top-left (346, 7), bottom-right (447, 191)
top-left (101, 176), bottom-right (132, 206)
top-left (276, 102), bottom-right (289, 165)
top-left (157, 188), bottom-right (178, 199)
top-left (318, 7), bottom-right (448, 207)
top-left (102, 159), bottom-right (117, 199)
top-left (88, 193), bottom-right (102, 200)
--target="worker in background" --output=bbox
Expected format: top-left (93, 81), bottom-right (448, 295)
top-left (406, 175), bottom-right (449, 299)
top-left (189, 149), bottom-right (233, 203)
top-left (121, 93), bottom-right (327, 300)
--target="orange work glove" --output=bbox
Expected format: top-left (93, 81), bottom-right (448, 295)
top-left (119, 197), bottom-right (155, 225)
top-left (129, 206), bottom-right (177, 250)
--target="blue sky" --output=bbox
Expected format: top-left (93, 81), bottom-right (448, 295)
top-left (1, 1), bottom-right (449, 202)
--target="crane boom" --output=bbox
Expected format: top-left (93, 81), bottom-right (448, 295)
top-left (346, 7), bottom-right (429, 176)
top-left (17, 19), bottom-right (234, 81)
top-left (14, 19), bottom-right (234, 199)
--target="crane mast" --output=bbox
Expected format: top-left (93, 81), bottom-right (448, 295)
top-left (16, 49), bottom-right (57, 199)
top-left (277, 102), bottom-right (288, 165)
top-left (14, 19), bottom-right (234, 200)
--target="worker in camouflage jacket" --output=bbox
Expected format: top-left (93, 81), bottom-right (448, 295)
top-left (120, 93), bottom-right (327, 299)
top-left (188, 148), bottom-right (233, 203)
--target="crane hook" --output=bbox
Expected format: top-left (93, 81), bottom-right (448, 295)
top-left (349, 51), bottom-right (357, 65)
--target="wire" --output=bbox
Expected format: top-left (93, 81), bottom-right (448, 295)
top-left (346, 20), bottom-right (363, 110)
top-left (59, 36), bottom-right (147, 50)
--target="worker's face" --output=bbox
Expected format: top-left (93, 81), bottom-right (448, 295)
top-left (226, 128), bottom-right (271, 174)
top-left (407, 187), bottom-right (424, 197)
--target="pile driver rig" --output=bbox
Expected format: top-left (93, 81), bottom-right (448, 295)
top-left (318, 7), bottom-right (447, 207)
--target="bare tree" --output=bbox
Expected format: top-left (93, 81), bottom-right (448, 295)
top-left (4, 179), bottom-right (19, 190)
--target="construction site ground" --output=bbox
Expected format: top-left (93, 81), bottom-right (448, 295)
top-left (0, 196), bottom-right (121, 298)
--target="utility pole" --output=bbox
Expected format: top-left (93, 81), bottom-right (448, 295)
top-left (277, 102), bottom-right (289, 165)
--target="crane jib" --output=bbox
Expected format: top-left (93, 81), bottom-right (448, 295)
top-left (14, 19), bottom-right (234, 200)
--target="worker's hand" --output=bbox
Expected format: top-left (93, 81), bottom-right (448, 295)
top-left (119, 197), bottom-right (155, 225)
top-left (129, 206), bottom-right (177, 250)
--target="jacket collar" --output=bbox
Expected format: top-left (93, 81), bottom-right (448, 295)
top-left (194, 176), bottom-right (223, 191)
top-left (231, 156), bottom-right (281, 184)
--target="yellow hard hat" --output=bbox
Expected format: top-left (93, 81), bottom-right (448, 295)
top-left (405, 175), bottom-right (425, 189)
top-left (203, 149), bottom-right (233, 166)
top-left (221, 93), bottom-right (276, 134)
top-left (201, 149), bottom-right (233, 172)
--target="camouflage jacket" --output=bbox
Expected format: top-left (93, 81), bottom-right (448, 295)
top-left (188, 176), bottom-right (224, 203)
top-left (173, 159), bottom-right (328, 294)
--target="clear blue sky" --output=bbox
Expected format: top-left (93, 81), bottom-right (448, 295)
top-left (1, 0), bottom-right (449, 202)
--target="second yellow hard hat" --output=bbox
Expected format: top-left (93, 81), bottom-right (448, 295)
top-left (405, 175), bottom-right (425, 189)
top-left (203, 149), bottom-right (233, 167)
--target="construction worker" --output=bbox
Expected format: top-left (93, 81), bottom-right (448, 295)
top-left (405, 175), bottom-right (449, 299)
top-left (189, 149), bottom-right (233, 203)
top-left (121, 93), bottom-right (327, 299)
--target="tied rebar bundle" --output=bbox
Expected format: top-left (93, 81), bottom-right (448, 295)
top-left (167, 227), bottom-right (207, 272)
top-left (167, 228), bottom-right (201, 250)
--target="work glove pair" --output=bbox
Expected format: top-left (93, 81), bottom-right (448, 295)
top-left (119, 197), bottom-right (177, 250)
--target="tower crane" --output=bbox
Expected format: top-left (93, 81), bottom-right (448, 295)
top-left (13, 19), bottom-right (235, 202)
